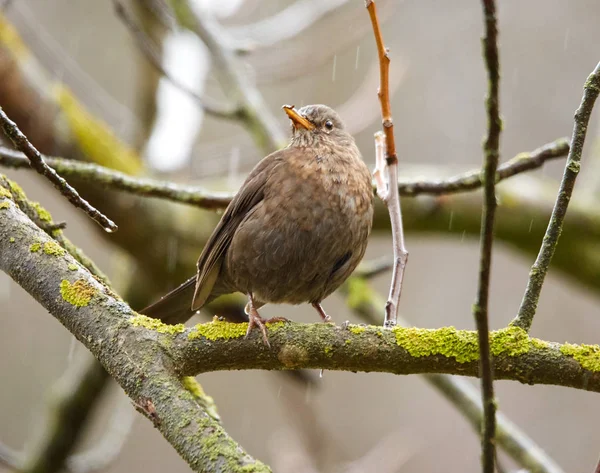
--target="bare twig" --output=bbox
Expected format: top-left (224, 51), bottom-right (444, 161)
top-left (513, 61), bottom-right (600, 332)
top-left (0, 107), bottom-right (117, 232)
top-left (399, 138), bottom-right (569, 196)
top-left (112, 0), bottom-right (236, 120)
top-left (475, 1), bottom-right (502, 470)
top-left (366, 0), bottom-right (408, 328)
top-left (0, 139), bottom-right (568, 209)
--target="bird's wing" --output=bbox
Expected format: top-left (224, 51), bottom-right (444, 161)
top-left (191, 149), bottom-right (286, 310)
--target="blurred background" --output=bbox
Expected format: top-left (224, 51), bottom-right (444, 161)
top-left (1, 0), bottom-right (600, 472)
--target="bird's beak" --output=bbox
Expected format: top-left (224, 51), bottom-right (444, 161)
top-left (282, 105), bottom-right (315, 130)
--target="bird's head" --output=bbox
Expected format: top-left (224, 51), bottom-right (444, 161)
top-left (283, 104), bottom-right (352, 148)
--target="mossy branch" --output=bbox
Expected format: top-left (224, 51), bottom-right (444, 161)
top-left (4, 190), bottom-right (600, 390)
top-left (0, 186), bottom-right (269, 473)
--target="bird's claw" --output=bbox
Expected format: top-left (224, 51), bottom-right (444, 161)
top-left (246, 313), bottom-right (270, 347)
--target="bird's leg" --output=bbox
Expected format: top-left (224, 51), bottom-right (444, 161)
top-left (312, 303), bottom-right (332, 323)
top-left (244, 295), bottom-right (270, 347)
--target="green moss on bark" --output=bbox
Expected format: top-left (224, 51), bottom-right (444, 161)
top-left (560, 343), bottom-right (600, 372)
top-left (188, 317), bottom-right (247, 341)
top-left (60, 279), bottom-right (96, 307)
top-left (130, 314), bottom-right (186, 335)
top-left (43, 240), bottom-right (66, 256)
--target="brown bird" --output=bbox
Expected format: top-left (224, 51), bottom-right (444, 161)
top-left (142, 104), bottom-right (374, 344)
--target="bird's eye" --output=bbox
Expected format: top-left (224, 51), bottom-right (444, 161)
top-left (325, 120), bottom-right (334, 131)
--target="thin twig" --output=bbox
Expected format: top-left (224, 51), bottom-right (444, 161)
top-left (399, 138), bottom-right (569, 196)
top-left (111, 0), bottom-right (236, 120)
top-left (366, 0), bottom-right (408, 328)
top-left (0, 107), bottom-right (118, 232)
top-left (0, 139), bottom-right (568, 209)
top-left (475, 1), bottom-right (501, 471)
top-left (513, 60), bottom-right (600, 332)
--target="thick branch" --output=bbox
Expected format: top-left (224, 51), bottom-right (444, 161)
top-left (475, 0), bottom-right (501, 470)
top-left (3, 189), bottom-right (600, 393)
top-left (513, 61), bottom-right (600, 331)
top-left (0, 193), bottom-right (268, 472)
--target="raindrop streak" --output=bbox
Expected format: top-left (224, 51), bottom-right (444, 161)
top-left (355, 46), bottom-right (360, 70)
top-left (332, 55), bottom-right (337, 82)
top-left (319, 369), bottom-right (324, 378)
top-left (448, 211), bottom-right (454, 231)
top-left (277, 386), bottom-right (282, 399)
top-left (563, 28), bottom-right (570, 51)
top-left (528, 219), bottom-right (534, 233)
top-left (460, 230), bottom-right (466, 242)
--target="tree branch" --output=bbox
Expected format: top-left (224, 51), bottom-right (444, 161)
top-left (366, 0), bottom-right (408, 328)
top-left (0, 187), bottom-right (269, 473)
top-left (0, 107), bottom-right (117, 232)
top-left (4, 183), bottom-right (600, 473)
top-left (0, 138), bottom-right (568, 207)
top-left (513, 60), bottom-right (600, 331)
top-left (475, 0), bottom-right (501, 470)
top-left (3, 185), bottom-right (600, 393)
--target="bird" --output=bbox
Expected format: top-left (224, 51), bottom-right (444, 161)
top-left (142, 104), bottom-right (374, 345)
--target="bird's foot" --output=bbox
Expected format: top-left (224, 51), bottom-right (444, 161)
top-left (246, 310), bottom-right (271, 347)
top-left (312, 303), bottom-right (334, 324)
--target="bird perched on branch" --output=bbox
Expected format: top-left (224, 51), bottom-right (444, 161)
top-left (142, 104), bottom-right (374, 345)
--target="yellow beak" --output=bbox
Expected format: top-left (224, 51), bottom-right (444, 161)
top-left (282, 105), bottom-right (315, 130)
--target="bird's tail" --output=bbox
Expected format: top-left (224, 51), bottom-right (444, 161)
top-left (140, 276), bottom-right (198, 325)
